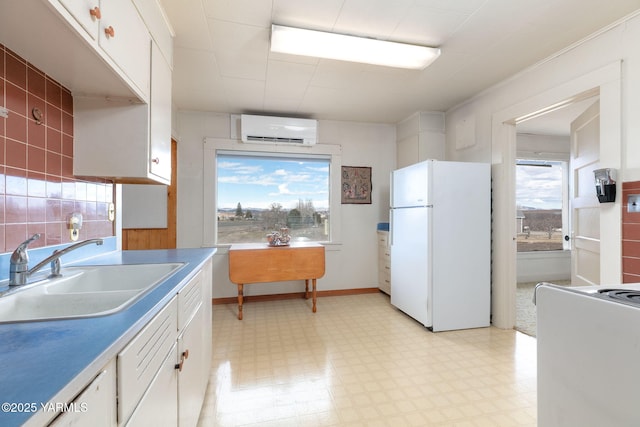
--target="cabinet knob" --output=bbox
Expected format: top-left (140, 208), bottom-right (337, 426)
top-left (89, 6), bottom-right (101, 19)
top-left (151, 157), bottom-right (160, 164)
top-left (104, 26), bottom-right (115, 38)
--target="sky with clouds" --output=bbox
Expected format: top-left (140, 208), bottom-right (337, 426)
top-left (516, 162), bottom-right (563, 210)
top-left (217, 155), bottom-right (329, 210)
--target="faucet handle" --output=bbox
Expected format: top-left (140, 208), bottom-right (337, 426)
top-left (11, 234), bottom-right (41, 263)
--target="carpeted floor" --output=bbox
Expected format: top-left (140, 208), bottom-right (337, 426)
top-left (516, 280), bottom-right (571, 337)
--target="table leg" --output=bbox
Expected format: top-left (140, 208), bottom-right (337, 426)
top-left (237, 283), bottom-right (244, 320)
top-left (305, 279), bottom-right (309, 299)
top-left (312, 278), bottom-right (317, 313)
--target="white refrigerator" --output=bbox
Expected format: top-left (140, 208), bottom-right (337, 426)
top-left (390, 160), bottom-right (490, 332)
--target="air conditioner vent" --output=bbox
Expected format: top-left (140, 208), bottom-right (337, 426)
top-left (245, 136), bottom-right (305, 144)
top-left (241, 114), bottom-right (317, 146)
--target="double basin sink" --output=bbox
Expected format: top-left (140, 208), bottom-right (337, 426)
top-left (0, 263), bottom-right (184, 323)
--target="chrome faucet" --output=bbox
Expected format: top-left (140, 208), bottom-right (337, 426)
top-left (9, 235), bottom-right (104, 286)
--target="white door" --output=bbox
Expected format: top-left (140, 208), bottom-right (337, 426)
top-left (570, 100), bottom-right (600, 285)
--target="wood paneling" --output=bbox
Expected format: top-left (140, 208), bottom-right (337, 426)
top-left (122, 140), bottom-right (177, 249)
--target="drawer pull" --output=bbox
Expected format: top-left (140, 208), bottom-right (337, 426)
top-left (89, 6), bottom-right (101, 19)
top-left (174, 349), bottom-right (190, 372)
top-left (104, 26), bottom-right (115, 38)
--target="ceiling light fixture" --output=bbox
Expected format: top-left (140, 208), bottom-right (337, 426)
top-left (270, 24), bottom-right (441, 70)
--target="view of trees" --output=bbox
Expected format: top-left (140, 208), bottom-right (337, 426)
top-left (517, 208), bottom-right (563, 251)
top-left (217, 199), bottom-right (328, 244)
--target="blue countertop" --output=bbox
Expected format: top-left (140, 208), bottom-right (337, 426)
top-left (0, 247), bottom-right (216, 427)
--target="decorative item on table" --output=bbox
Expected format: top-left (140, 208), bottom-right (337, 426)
top-left (267, 227), bottom-right (291, 246)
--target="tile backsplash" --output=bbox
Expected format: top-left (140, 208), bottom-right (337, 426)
top-left (0, 43), bottom-right (114, 253)
top-left (622, 181), bottom-right (640, 282)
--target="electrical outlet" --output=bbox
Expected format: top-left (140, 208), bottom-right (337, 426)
top-left (0, 107), bottom-right (8, 119)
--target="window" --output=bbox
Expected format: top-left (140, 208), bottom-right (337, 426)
top-left (203, 138), bottom-right (342, 247)
top-left (516, 160), bottom-right (567, 252)
top-left (216, 152), bottom-right (330, 244)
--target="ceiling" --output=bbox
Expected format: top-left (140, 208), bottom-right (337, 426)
top-left (158, 0), bottom-right (640, 124)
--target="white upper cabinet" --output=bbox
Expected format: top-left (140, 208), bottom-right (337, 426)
top-left (149, 42), bottom-right (172, 181)
top-left (57, 0), bottom-right (101, 41)
top-left (98, 0), bottom-right (151, 97)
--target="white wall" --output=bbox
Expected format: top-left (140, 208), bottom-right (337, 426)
top-left (176, 112), bottom-right (396, 298)
top-left (445, 11), bottom-right (640, 327)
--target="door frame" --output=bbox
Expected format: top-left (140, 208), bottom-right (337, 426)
top-left (491, 61), bottom-right (622, 329)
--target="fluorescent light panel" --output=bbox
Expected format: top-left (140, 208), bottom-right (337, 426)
top-left (270, 24), bottom-right (440, 70)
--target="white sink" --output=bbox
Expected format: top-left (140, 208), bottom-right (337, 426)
top-left (0, 263), bottom-right (184, 323)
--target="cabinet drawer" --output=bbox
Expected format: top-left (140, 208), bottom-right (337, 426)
top-left (377, 230), bottom-right (389, 246)
top-left (118, 298), bottom-right (178, 424)
top-left (178, 270), bottom-right (203, 331)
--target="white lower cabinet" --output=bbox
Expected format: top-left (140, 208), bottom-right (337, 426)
top-left (178, 306), bottom-right (205, 427)
top-left (124, 343), bottom-right (178, 427)
top-left (118, 298), bottom-right (178, 424)
top-left (119, 259), bottom-right (212, 427)
top-left (49, 359), bottom-right (117, 427)
top-left (42, 259), bottom-right (213, 427)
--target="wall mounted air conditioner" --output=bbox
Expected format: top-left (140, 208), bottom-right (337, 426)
top-left (240, 114), bottom-right (317, 145)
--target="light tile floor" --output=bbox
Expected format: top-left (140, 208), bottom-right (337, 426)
top-left (198, 293), bottom-right (537, 426)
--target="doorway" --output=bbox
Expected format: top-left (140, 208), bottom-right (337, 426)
top-left (513, 97), bottom-right (598, 336)
top-left (490, 61), bottom-right (622, 330)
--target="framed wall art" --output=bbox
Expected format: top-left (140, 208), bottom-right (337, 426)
top-left (341, 166), bottom-right (372, 204)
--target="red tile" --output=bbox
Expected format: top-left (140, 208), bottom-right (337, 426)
top-left (46, 150), bottom-right (61, 176)
top-left (28, 197), bottom-right (46, 222)
top-left (0, 224), bottom-right (5, 253)
top-left (0, 195), bottom-right (4, 223)
top-left (6, 82), bottom-right (27, 116)
top-left (6, 112), bottom-right (27, 143)
top-left (47, 127), bottom-right (62, 153)
top-left (5, 223), bottom-right (27, 250)
top-left (46, 199), bottom-right (61, 222)
top-left (0, 45), bottom-right (5, 79)
top-left (62, 112), bottom-right (73, 136)
top-left (0, 138), bottom-right (5, 167)
top-left (27, 66), bottom-right (46, 100)
top-left (5, 50), bottom-right (26, 89)
top-left (45, 222), bottom-right (62, 246)
top-left (27, 145), bottom-right (46, 173)
top-left (26, 223), bottom-right (46, 247)
top-left (27, 119), bottom-right (46, 149)
top-left (46, 103), bottom-right (62, 131)
top-left (61, 88), bottom-right (73, 115)
top-left (623, 181), bottom-right (640, 191)
top-left (623, 256), bottom-right (640, 276)
top-left (62, 133), bottom-right (73, 157)
top-left (5, 139), bottom-right (26, 169)
top-left (623, 240), bottom-right (640, 258)
top-left (45, 77), bottom-right (61, 107)
top-left (623, 223), bottom-right (640, 240)
top-left (61, 155), bottom-right (73, 178)
top-left (5, 195), bottom-right (27, 223)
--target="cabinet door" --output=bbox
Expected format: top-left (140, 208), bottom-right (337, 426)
top-left (178, 306), bottom-right (206, 427)
top-left (50, 359), bottom-right (117, 427)
top-left (99, 0), bottom-right (150, 97)
top-left (124, 343), bottom-right (178, 427)
top-left (58, 0), bottom-right (101, 40)
top-left (118, 298), bottom-right (177, 423)
top-left (149, 42), bottom-right (172, 182)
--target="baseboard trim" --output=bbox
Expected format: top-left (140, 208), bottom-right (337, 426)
top-left (212, 287), bottom-right (381, 305)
